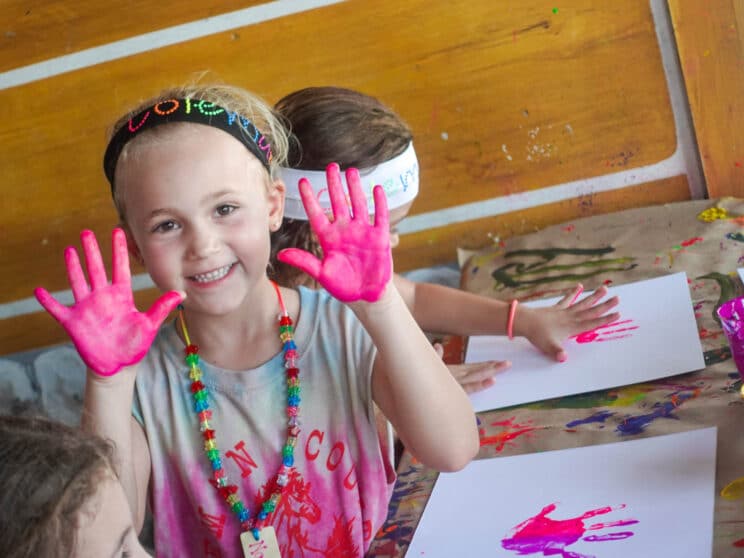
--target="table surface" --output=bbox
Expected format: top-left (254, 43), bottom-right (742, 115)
top-left (368, 198), bottom-right (744, 557)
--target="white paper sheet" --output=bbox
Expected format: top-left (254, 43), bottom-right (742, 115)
top-left (407, 427), bottom-right (717, 557)
top-left (737, 267), bottom-right (744, 285)
top-left (466, 272), bottom-right (704, 412)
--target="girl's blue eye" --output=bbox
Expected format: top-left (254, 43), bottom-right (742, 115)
top-left (216, 204), bottom-right (237, 217)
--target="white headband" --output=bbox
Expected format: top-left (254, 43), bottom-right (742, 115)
top-left (280, 141), bottom-right (419, 220)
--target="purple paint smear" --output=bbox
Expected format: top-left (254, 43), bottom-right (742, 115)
top-left (501, 503), bottom-right (637, 557)
top-left (616, 391), bottom-right (696, 436)
top-left (565, 410), bottom-right (615, 429)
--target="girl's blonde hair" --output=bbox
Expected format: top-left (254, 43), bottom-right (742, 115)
top-left (108, 83), bottom-right (290, 220)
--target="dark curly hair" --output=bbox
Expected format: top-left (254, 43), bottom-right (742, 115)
top-left (0, 415), bottom-right (118, 558)
top-left (270, 87), bottom-right (412, 287)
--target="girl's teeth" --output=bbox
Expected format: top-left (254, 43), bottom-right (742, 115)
top-left (192, 264), bottom-right (232, 283)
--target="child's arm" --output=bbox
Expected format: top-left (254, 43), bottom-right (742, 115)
top-left (351, 285), bottom-right (479, 470)
top-left (34, 229), bottom-right (182, 530)
top-left (278, 164), bottom-right (478, 471)
top-left (394, 275), bottom-right (620, 362)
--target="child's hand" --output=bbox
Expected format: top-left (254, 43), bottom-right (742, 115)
top-left (278, 163), bottom-right (392, 302)
top-left (516, 284), bottom-right (620, 362)
top-left (433, 343), bottom-right (509, 394)
top-left (34, 229), bottom-right (183, 377)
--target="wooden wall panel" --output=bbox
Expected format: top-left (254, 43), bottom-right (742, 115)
top-left (0, 0), bottom-right (688, 354)
top-left (0, 1), bottom-right (266, 71)
top-left (668, 0), bottom-right (744, 197)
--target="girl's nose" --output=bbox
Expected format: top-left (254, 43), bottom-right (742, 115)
top-left (187, 226), bottom-right (220, 259)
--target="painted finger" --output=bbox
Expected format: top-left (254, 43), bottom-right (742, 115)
top-left (64, 247), bottom-right (90, 302)
top-left (298, 179), bottom-right (330, 235)
top-left (34, 287), bottom-right (71, 324)
top-left (372, 185), bottom-right (389, 231)
top-left (325, 163), bottom-right (350, 223)
top-left (81, 230), bottom-right (108, 290)
top-left (146, 290), bottom-right (184, 328)
top-left (433, 342), bottom-right (445, 360)
top-left (277, 248), bottom-right (323, 282)
top-left (111, 228), bottom-right (132, 286)
top-left (346, 168), bottom-right (369, 220)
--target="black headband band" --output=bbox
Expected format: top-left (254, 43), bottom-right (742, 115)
top-left (103, 97), bottom-right (273, 187)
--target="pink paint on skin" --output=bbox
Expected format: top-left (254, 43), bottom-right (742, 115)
top-left (568, 285), bottom-right (584, 305)
top-left (34, 229), bottom-right (182, 376)
top-left (278, 164), bottom-right (392, 303)
top-left (571, 319), bottom-right (639, 344)
top-left (501, 503), bottom-right (637, 557)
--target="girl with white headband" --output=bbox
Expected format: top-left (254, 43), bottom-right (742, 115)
top-left (272, 87), bottom-right (621, 392)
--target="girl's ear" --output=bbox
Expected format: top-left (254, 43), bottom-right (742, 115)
top-left (267, 179), bottom-right (286, 230)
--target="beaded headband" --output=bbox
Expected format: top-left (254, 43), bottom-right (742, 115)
top-left (103, 97), bottom-right (273, 186)
top-left (280, 141), bottom-right (419, 220)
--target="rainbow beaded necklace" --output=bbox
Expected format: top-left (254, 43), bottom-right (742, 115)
top-left (177, 281), bottom-right (300, 542)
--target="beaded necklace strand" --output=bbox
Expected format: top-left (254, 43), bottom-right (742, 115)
top-left (177, 281), bottom-right (301, 542)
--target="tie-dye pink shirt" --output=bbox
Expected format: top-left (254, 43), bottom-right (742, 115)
top-left (132, 287), bottom-right (396, 557)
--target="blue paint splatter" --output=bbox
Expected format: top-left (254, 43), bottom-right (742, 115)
top-left (565, 410), bottom-right (615, 428)
top-left (616, 392), bottom-right (695, 435)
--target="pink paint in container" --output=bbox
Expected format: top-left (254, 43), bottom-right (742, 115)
top-left (717, 296), bottom-right (744, 395)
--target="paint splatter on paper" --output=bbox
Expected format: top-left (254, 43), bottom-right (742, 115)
top-left (501, 503), bottom-right (637, 557)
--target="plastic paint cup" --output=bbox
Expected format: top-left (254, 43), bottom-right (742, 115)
top-left (717, 296), bottom-right (744, 395)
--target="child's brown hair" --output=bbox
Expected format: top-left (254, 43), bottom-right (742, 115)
top-left (271, 86), bottom-right (412, 287)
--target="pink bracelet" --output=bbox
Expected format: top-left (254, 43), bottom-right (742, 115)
top-left (507, 299), bottom-right (518, 340)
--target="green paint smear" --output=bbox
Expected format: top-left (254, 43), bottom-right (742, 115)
top-left (698, 272), bottom-right (737, 325)
top-left (491, 246), bottom-right (636, 289)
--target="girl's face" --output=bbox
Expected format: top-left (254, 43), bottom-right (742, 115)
top-left (75, 473), bottom-right (149, 557)
top-left (117, 124), bottom-right (284, 317)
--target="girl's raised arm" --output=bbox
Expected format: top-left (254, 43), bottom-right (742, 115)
top-left (278, 165), bottom-right (478, 471)
top-left (34, 228), bottom-right (182, 529)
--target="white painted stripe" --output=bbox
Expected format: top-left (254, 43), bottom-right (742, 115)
top-left (0, 0), bottom-right (344, 90)
top-left (397, 0), bottom-right (705, 235)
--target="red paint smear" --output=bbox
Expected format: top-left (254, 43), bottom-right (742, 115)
top-left (735, 161), bottom-right (743, 168)
top-left (562, 224), bottom-right (576, 232)
top-left (681, 236), bottom-right (704, 247)
top-left (733, 538), bottom-right (744, 547)
top-left (603, 279), bottom-right (613, 285)
top-left (479, 417), bottom-right (538, 451)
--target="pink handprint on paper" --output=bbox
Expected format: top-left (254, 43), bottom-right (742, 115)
top-left (501, 503), bottom-right (637, 557)
top-left (571, 319), bottom-right (639, 344)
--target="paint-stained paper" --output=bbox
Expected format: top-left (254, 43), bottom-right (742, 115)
top-left (466, 272), bottom-right (704, 412)
top-left (407, 427), bottom-right (717, 557)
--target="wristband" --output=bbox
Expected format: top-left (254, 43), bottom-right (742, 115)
top-left (507, 299), bottom-right (518, 340)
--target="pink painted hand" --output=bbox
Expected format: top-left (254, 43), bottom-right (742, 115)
top-left (34, 229), bottom-right (183, 377)
top-left (278, 163), bottom-right (392, 302)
